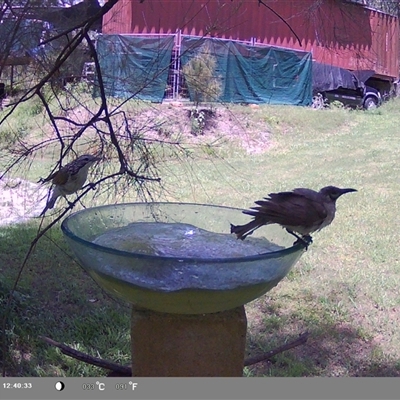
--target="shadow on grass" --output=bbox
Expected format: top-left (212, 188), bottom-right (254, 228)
top-left (245, 296), bottom-right (400, 377)
top-left (0, 221), bottom-right (131, 377)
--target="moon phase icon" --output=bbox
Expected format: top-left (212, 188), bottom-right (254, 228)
top-left (55, 381), bottom-right (65, 391)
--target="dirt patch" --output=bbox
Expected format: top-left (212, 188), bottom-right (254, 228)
top-left (158, 103), bottom-right (273, 154)
top-left (0, 176), bottom-right (48, 226)
top-left (55, 103), bottom-right (273, 155)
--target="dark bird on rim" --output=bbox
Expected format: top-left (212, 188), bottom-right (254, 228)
top-left (230, 186), bottom-right (357, 244)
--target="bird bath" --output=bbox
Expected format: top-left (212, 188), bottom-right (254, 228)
top-left (61, 202), bottom-right (308, 376)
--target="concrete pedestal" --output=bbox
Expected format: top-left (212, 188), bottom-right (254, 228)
top-left (130, 305), bottom-right (247, 377)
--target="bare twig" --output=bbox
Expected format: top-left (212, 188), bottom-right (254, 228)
top-left (83, 31), bottom-right (127, 174)
top-left (244, 332), bottom-right (309, 367)
top-left (37, 90), bottom-right (65, 151)
top-left (39, 336), bottom-right (132, 376)
top-left (257, 0), bottom-right (302, 46)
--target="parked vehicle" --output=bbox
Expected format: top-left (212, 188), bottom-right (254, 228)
top-left (322, 84), bottom-right (381, 110)
top-left (312, 62), bottom-right (383, 110)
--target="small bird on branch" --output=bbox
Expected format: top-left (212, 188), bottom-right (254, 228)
top-left (230, 186), bottom-right (357, 245)
top-left (40, 154), bottom-right (100, 216)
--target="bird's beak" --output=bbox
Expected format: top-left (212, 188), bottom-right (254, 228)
top-left (340, 188), bottom-right (357, 195)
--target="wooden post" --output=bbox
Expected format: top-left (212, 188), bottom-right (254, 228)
top-left (131, 305), bottom-right (247, 377)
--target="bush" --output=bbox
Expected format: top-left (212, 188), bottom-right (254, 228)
top-left (182, 44), bottom-right (222, 105)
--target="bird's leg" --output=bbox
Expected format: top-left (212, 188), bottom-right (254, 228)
top-left (62, 195), bottom-right (74, 208)
top-left (75, 195), bottom-right (87, 209)
top-left (293, 237), bottom-right (309, 250)
top-left (286, 229), bottom-right (303, 241)
top-left (286, 230), bottom-right (313, 250)
top-left (302, 234), bottom-right (313, 245)
top-left (297, 237), bottom-right (313, 250)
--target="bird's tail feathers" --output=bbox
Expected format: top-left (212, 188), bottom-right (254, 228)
top-left (40, 190), bottom-right (59, 216)
top-left (230, 219), bottom-right (265, 240)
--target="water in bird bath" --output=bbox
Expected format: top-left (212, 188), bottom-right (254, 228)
top-left (91, 222), bottom-right (286, 292)
top-left (93, 222), bottom-right (281, 258)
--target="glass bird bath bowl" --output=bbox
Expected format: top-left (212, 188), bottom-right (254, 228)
top-left (61, 203), bottom-right (307, 315)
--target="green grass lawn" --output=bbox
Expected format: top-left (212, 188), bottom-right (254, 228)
top-left (1, 98), bottom-right (400, 376)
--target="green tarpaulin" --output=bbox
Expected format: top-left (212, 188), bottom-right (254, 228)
top-left (96, 35), bottom-right (175, 102)
top-left (181, 37), bottom-right (312, 105)
top-left (96, 34), bottom-right (312, 105)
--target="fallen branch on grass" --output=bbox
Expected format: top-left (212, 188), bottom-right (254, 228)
top-left (40, 331), bottom-right (309, 375)
top-left (38, 336), bottom-right (132, 376)
top-left (244, 331), bottom-right (309, 367)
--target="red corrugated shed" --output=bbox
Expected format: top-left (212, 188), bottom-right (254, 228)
top-left (102, 0), bottom-right (399, 80)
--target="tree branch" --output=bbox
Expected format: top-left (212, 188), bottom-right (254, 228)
top-left (39, 336), bottom-right (132, 376)
top-left (257, 0), bottom-right (302, 46)
top-left (244, 332), bottom-right (309, 367)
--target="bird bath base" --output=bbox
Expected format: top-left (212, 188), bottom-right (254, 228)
top-left (130, 305), bottom-right (247, 377)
